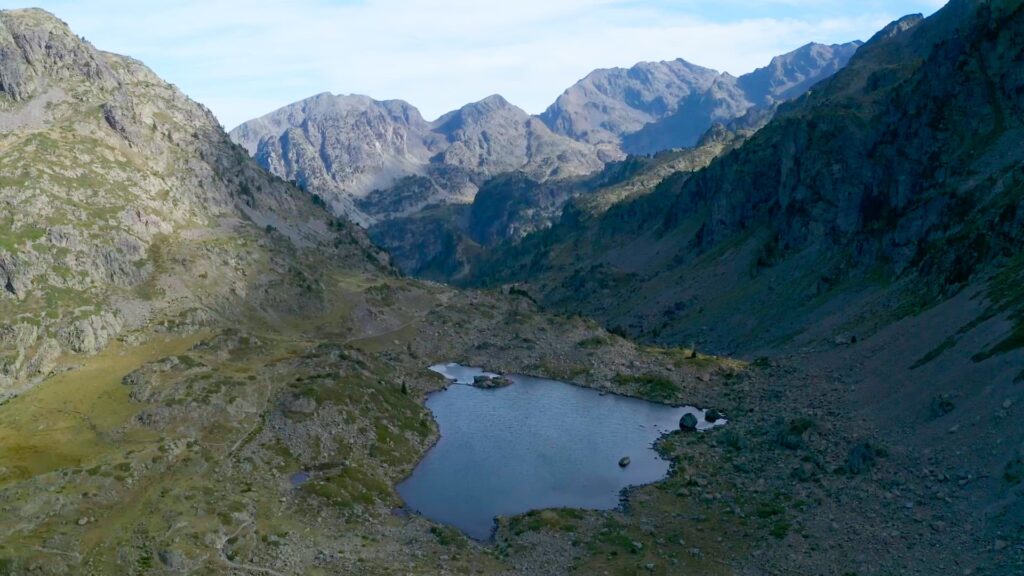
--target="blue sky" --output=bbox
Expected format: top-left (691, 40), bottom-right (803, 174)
top-left (0, 1), bottom-right (946, 128)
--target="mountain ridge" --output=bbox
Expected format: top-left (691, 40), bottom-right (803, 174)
top-left (541, 40), bottom-right (863, 155)
top-left (229, 91), bottom-right (605, 225)
top-left (229, 40), bottom-right (861, 226)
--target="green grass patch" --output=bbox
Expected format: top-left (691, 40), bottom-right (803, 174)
top-left (508, 509), bottom-right (584, 536)
top-left (429, 525), bottom-right (468, 548)
top-left (612, 373), bottom-right (678, 402)
top-left (302, 465), bottom-right (394, 509)
top-left (973, 254), bottom-right (1024, 360)
top-left (0, 334), bottom-right (206, 485)
top-left (973, 323), bottom-right (1024, 362)
top-left (911, 336), bottom-right (957, 369)
top-left (577, 336), bottom-right (609, 349)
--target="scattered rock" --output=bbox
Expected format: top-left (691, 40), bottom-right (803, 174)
top-left (705, 409), bottom-right (723, 423)
top-left (791, 462), bottom-right (817, 482)
top-left (931, 395), bottom-right (955, 417)
top-left (284, 395), bottom-right (318, 416)
top-left (472, 375), bottom-right (512, 389)
top-left (158, 549), bottom-right (187, 572)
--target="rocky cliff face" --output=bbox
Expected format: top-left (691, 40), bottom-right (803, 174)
top-left (538, 59), bottom-right (726, 156)
top-left (541, 41), bottom-right (862, 155)
top-left (230, 93), bottom-right (604, 224)
top-left (230, 93), bottom-right (439, 222)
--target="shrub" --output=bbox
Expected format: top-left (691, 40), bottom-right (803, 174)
top-left (846, 442), bottom-right (887, 475)
top-left (1006, 456), bottom-right (1024, 484)
top-left (775, 417), bottom-right (815, 450)
top-left (577, 336), bottom-right (609, 349)
top-left (612, 373), bottom-right (677, 402)
top-left (719, 429), bottom-right (746, 452)
top-left (930, 395), bottom-right (955, 417)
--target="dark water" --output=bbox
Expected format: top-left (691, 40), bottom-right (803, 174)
top-left (397, 364), bottom-right (722, 540)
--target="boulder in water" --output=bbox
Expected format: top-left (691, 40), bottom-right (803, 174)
top-left (619, 457), bottom-right (631, 468)
top-left (680, 413), bottom-right (699, 432)
top-left (473, 375), bottom-right (512, 389)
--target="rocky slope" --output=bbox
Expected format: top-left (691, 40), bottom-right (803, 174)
top-left (456, 3), bottom-right (1024, 571)
top-left (371, 118), bottom-right (760, 280)
top-left (469, 2), bottom-right (1024, 354)
top-left (0, 8), bottom-right (385, 400)
top-left (541, 41), bottom-right (862, 155)
top-left (359, 43), bottom-right (857, 276)
top-left (229, 93), bottom-right (604, 225)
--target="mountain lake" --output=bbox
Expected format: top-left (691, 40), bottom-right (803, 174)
top-left (396, 363), bottom-right (724, 539)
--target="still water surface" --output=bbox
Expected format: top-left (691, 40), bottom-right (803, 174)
top-left (397, 363), bottom-right (720, 539)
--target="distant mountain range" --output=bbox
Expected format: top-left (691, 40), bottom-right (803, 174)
top-left (230, 41), bottom-right (861, 225)
top-left (229, 93), bottom-right (603, 225)
top-left (540, 41), bottom-right (862, 155)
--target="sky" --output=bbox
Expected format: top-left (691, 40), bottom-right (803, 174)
top-left (0, 0), bottom-right (947, 128)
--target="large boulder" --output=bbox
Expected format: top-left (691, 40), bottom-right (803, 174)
top-left (679, 412), bottom-right (699, 432)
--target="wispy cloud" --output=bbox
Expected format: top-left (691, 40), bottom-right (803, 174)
top-left (1, 0), bottom-right (946, 127)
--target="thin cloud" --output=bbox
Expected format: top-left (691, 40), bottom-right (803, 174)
top-left (1, 0), bottom-right (946, 127)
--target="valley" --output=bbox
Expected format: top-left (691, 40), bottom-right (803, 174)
top-left (0, 1), bottom-right (1021, 575)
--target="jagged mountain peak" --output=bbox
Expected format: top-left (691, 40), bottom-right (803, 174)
top-left (475, 0), bottom-right (1024, 353)
top-left (468, 93), bottom-right (514, 110)
top-left (0, 8), bottom-right (117, 101)
top-left (231, 87), bottom-right (605, 223)
top-left (868, 12), bottom-right (926, 42)
top-left (540, 40), bottom-right (860, 154)
top-left (738, 41), bottom-right (863, 104)
top-left (307, 92), bottom-right (422, 115)
top-left (432, 94), bottom-right (526, 134)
